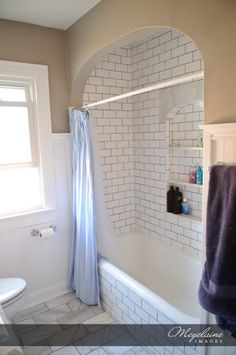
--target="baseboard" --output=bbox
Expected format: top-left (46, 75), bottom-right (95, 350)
top-left (22, 282), bottom-right (71, 309)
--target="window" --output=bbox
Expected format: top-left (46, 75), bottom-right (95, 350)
top-left (0, 61), bottom-right (56, 220)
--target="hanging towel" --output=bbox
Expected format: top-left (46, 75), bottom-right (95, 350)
top-left (199, 165), bottom-right (236, 335)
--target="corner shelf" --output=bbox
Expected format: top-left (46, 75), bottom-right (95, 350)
top-left (168, 179), bottom-right (203, 188)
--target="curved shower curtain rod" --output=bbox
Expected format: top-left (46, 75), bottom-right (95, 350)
top-left (69, 70), bottom-right (204, 112)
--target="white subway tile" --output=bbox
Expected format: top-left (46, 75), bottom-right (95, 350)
top-left (109, 71), bottom-right (122, 80)
top-left (185, 60), bottom-right (201, 73)
top-left (102, 61), bottom-right (115, 71)
top-left (142, 300), bottom-right (157, 319)
top-left (116, 281), bottom-right (128, 296)
top-left (100, 149), bottom-right (111, 157)
top-left (105, 273), bottom-right (116, 287)
top-left (128, 290), bottom-right (142, 307)
top-left (171, 45), bottom-right (186, 58)
top-left (165, 38), bottom-right (178, 51)
top-left (158, 312), bottom-right (173, 324)
top-left (116, 299), bottom-right (128, 314)
top-left (111, 285), bottom-right (123, 301)
top-left (178, 53), bottom-right (193, 65)
top-left (108, 54), bottom-right (121, 63)
top-left (153, 44), bottom-right (165, 56)
top-left (191, 221), bottom-right (202, 232)
top-left (165, 57), bottom-right (178, 69)
top-left (186, 41), bottom-right (198, 53)
top-left (123, 295), bottom-right (135, 311)
top-left (190, 239), bottom-right (202, 250)
top-left (171, 65), bottom-right (186, 77)
top-left (160, 51), bottom-right (172, 63)
top-left (103, 78), bottom-right (116, 87)
top-left (134, 305), bottom-right (149, 322)
top-left (89, 76), bottom-right (103, 85)
top-left (96, 69), bottom-right (109, 78)
top-left (143, 48), bottom-right (154, 60)
top-left (159, 31), bottom-right (172, 44)
top-left (84, 29), bottom-right (203, 253)
top-left (122, 313), bottom-right (136, 324)
top-left (128, 308), bottom-right (142, 323)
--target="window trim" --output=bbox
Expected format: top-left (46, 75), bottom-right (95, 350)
top-left (0, 60), bottom-right (57, 225)
top-left (0, 82), bottom-right (38, 168)
top-left (0, 208), bottom-right (58, 233)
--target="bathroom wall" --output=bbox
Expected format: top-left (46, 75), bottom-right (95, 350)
top-left (168, 104), bottom-right (203, 218)
top-left (0, 21), bottom-right (72, 305)
top-left (130, 31), bottom-right (203, 247)
top-left (68, 0), bottom-right (236, 128)
top-left (83, 29), bottom-right (203, 258)
top-left (0, 135), bottom-right (71, 306)
top-left (0, 19), bottom-right (69, 133)
top-left (83, 48), bottom-right (136, 234)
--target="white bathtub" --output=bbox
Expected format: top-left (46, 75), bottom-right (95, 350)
top-left (98, 232), bottom-right (202, 324)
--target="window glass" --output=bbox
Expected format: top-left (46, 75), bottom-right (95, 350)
top-left (0, 106), bottom-right (32, 165)
top-left (0, 61), bottom-right (56, 221)
top-left (0, 86), bottom-right (26, 102)
top-left (0, 167), bottom-right (42, 216)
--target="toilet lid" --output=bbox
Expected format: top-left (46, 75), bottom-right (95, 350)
top-left (0, 278), bottom-right (26, 304)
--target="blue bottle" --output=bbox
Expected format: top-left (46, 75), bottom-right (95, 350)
top-left (182, 199), bottom-right (190, 215)
top-left (196, 166), bottom-right (203, 185)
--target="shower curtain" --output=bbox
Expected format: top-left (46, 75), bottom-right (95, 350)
top-left (68, 108), bottom-right (99, 305)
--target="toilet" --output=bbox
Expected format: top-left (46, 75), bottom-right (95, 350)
top-left (0, 278), bottom-right (26, 319)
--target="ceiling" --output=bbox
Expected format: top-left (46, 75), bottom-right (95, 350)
top-left (0, 0), bottom-right (101, 30)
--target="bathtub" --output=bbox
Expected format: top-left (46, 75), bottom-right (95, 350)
top-left (98, 231), bottom-right (202, 325)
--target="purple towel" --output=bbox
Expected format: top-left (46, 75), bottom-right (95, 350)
top-left (199, 165), bottom-right (236, 335)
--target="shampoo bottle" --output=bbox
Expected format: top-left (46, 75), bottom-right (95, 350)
top-left (173, 187), bottom-right (183, 214)
top-left (196, 166), bottom-right (203, 185)
top-left (182, 199), bottom-right (190, 215)
top-left (189, 166), bottom-right (197, 184)
top-left (167, 186), bottom-right (175, 213)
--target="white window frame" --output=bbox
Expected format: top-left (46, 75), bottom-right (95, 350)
top-left (0, 61), bottom-right (58, 231)
top-left (0, 79), bottom-right (38, 168)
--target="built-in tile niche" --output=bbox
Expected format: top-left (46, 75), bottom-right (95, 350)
top-left (167, 103), bottom-right (203, 219)
top-left (163, 80), bottom-right (204, 220)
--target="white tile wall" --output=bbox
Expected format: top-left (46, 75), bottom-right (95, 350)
top-left (168, 104), bottom-right (203, 218)
top-left (83, 48), bottom-right (135, 236)
top-left (99, 265), bottom-right (200, 354)
top-left (83, 29), bottom-right (204, 258)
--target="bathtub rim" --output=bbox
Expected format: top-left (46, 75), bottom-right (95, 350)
top-left (99, 258), bottom-right (200, 325)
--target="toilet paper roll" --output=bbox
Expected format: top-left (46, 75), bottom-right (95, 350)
top-left (39, 227), bottom-right (55, 239)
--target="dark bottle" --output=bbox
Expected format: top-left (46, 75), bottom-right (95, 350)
top-left (173, 187), bottom-right (183, 214)
top-left (167, 186), bottom-right (175, 213)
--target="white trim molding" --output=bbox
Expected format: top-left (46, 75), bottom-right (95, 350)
top-left (0, 61), bottom-right (57, 228)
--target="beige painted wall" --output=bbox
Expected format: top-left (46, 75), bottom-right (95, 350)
top-left (1, 1), bottom-right (236, 131)
top-left (67, 0), bottom-right (236, 125)
top-left (0, 20), bottom-right (69, 132)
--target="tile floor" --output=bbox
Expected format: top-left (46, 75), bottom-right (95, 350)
top-left (12, 292), bottom-right (157, 355)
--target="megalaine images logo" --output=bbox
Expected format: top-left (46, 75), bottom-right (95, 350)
top-left (168, 326), bottom-right (224, 344)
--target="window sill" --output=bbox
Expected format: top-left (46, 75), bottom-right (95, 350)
top-left (0, 208), bottom-right (58, 233)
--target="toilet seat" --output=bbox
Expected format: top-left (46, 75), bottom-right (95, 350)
top-left (0, 278), bottom-right (26, 305)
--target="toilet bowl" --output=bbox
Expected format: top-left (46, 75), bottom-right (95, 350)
top-left (0, 278), bottom-right (26, 320)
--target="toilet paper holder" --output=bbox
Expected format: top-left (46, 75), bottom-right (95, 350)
top-left (31, 225), bottom-right (57, 237)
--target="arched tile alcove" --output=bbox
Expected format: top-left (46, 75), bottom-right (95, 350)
top-left (82, 27), bottom-right (204, 259)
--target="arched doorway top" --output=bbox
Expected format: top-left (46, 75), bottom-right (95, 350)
top-left (70, 26), bottom-right (204, 106)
